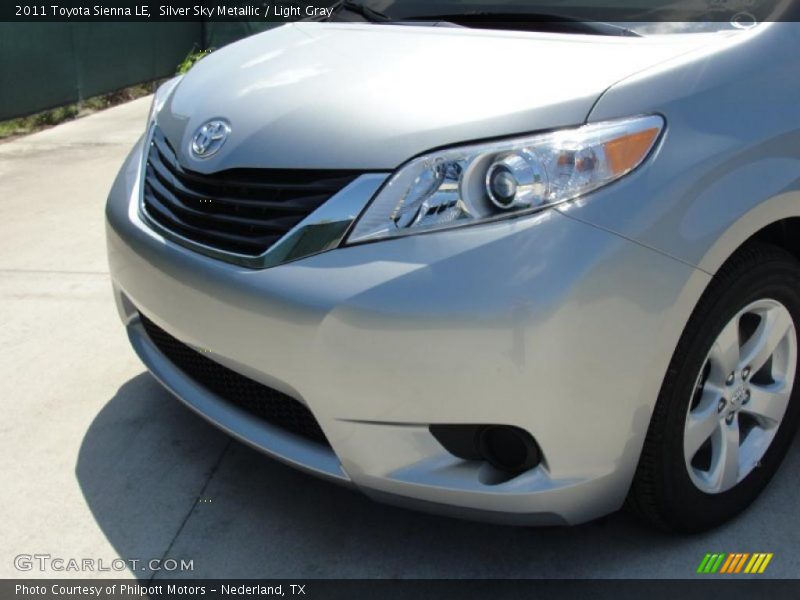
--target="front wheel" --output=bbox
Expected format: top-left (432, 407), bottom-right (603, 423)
top-left (629, 243), bottom-right (800, 532)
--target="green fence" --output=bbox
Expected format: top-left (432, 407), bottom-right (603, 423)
top-left (205, 22), bottom-right (278, 48)
top-left (0, 23), bottom-right (205, 120)
top-left (0, 2), bottom-right (337, 121)
top-left (0, 12), bottom-right (330, 121)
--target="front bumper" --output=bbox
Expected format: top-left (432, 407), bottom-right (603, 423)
top-left (107, 140), bottom-right (710, 525)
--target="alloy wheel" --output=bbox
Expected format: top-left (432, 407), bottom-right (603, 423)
top-left (683, 298), bottom-right (797, 494)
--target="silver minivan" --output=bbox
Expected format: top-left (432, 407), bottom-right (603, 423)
top-left (106, 3), bottom-right (800, 531)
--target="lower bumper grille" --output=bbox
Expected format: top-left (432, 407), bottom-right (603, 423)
top-left (139, 314), bottom-right (330, 447)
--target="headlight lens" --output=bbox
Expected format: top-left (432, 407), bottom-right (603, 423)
top-left (347, 115), bottom-right (663, 243)
top-left (146, 75), bottom-right (183, 128)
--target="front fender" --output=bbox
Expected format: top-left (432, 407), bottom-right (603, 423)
top-left (562, 22), bottom-right (800, 276)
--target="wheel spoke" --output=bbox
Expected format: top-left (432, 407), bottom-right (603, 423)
top-left (740, 306), bottom-right (793, 375)
top-left (708, 317), bottom-right (741, 384)
top-left (742, 381), bottom-right (791, 428)
top-left (685, 389), bottom-right (723, 458)
top-left (709, 417), bottom-right (741, 492)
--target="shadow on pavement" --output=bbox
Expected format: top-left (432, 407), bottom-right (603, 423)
top-left (76, 372), bottom-right (798, 578)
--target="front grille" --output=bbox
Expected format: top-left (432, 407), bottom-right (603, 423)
top-left (142, 127), bottom-right (358, 257)
top-left (140, 314), bottom-right (330, 447)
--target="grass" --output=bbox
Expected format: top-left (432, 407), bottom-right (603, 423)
top-left (176, 47), bottom-right (214, 75)
top-left (0, 82), bottom-right (162, 142)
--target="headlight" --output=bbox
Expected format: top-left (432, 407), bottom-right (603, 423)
top-left (347, 115), bottom-right (663, 243)
top-left (146, 76), bottom-right (183, 129)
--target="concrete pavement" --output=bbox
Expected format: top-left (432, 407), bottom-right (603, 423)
top-left (0, 98), bottom-right (798, 580)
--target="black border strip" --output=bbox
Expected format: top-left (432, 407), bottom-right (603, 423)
top-left (4, 579), bottom-right (800, 600)
top-left (3, 1), bottom-right (800, 23)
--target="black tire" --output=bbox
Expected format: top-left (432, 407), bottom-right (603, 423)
top-left (628, 242), bottom-right (800, 532)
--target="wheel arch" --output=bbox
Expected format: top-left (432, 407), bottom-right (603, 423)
top-left (697, 194), bottom-right (800, 275)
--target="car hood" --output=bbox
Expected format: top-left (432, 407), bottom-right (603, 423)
top-left (160, 22), bottom-right (718, 172)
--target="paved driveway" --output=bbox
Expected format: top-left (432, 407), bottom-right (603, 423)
top-left (1, 99), bottom-right (798, 580)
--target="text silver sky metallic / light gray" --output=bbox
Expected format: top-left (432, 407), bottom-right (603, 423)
top-left (106, 17), bottom-right (800, 532)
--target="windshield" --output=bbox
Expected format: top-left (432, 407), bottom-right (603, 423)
top-left (347, 0), bottom-right (777, 33)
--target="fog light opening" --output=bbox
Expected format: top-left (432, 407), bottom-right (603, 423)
top-left (478, 425), bottom-right (541, 474)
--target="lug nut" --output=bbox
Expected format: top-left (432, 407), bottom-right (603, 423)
top-left (726, 413), bottom-right (736, 425)
top-left (726, 372), bottom-right (736, 386)
top-left (742, 366), bottom-right (751, 380)
top-left (718, 398), bottom-right (727, 413)
top-left (743, 389), bottom-right (751, 405)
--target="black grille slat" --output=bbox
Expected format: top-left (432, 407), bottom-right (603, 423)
top-left (151, 133), bottom-right (354, 193)
top-left (147, 160), bottom-right (327, 215)
top-left (140, 313), bottom-right (330, 447)
top-left (143, 127), bottom-right (358, 257)
top-left (143, 191), bottom-right (282, 254)
top-left (144, 176), bottom-right (304, 234)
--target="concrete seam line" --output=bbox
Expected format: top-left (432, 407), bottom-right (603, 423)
top-left (147, 438), bottom-right (232, 582)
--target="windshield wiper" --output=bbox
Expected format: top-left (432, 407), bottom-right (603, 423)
top-left (329, 0), bottom-right (392, 23)
top-left (400, 11), bottom-right (641, 37)
top-left (324, 3), bottom-right (639, 37)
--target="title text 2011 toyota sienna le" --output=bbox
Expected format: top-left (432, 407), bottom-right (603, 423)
top-left (106, 4), bottom-right (800, 532)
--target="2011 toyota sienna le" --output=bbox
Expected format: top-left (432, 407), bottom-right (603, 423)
top-left (105, 2), bottom-right (800, 532)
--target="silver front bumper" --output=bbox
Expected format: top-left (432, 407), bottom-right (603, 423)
top-left (107, 141), bottom-right (711, 525)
